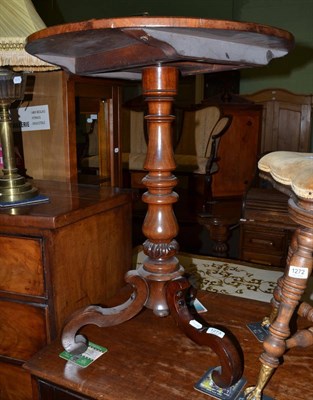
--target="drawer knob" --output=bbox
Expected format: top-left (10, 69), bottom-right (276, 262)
top-left (251, 238), bottom-right (274, 246)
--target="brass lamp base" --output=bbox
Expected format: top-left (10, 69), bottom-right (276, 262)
top-left (0, 68), bottom-right (38, 204)
top-left (0, 173), bottom-right (38, 203)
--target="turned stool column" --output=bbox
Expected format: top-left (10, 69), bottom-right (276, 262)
top-left (244, 151), bottom-right (313, 400)
top-left (198, 198), bottom-right (242, 257)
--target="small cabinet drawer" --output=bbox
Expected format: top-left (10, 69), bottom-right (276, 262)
top-left (0, 235), bottom-right (44, 296)
top-left (242, 250), bottom-right (285, 267)
top-left (240, 223), bottom-right (290, 268)
top-left (0, 300), bottom-right (47, 361)
top-left (242, 227), bottom-right (286, 254)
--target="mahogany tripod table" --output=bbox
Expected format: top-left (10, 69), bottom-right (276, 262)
top-left (26, 16), bottom-right (294, 391)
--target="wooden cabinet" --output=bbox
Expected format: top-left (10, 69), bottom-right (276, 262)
top-left (235, 89), bottom-right (313, 266)
top-left (243, 88), bottom-right (312, 154)
top-left (208, 102), bottom-right (262, 197)
top-left (20, 71), bottom-right (124, 186)
top-left (240, 187), bottom-right (297, 268)
top-left (0, 180), bottom-right (132, 400)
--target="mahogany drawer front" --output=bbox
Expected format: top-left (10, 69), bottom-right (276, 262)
top-left (241, 250), bottom-right (285, 267)
top-left (242, 227), bottom-right (286, 254)
top-left (0, 361), bottom-right (33, 400)
top-left (0, 300), bottom-right (47, 361)
top-left (0, 235), bottom-right (44, 296)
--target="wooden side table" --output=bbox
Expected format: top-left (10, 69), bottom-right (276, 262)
top-left (26, 16), bottom-right (294, 389)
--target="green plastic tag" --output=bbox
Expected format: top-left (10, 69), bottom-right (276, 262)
top-left (59, 341), bottom-right (108, 368)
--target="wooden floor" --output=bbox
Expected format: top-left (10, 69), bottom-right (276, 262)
top-left (25, 290), bottom-right (313, 400)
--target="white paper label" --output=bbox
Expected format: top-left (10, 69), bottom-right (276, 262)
top-left (13, 76), bottom-right (22, 84)
top-left (189, 319), bottom-right (203, 329)
top-left (15, 105), bottom-right (50, 132)
top-left (207, 327), bottom-right (225, 338)
top-left (289, 265), bottom-right (309, 279)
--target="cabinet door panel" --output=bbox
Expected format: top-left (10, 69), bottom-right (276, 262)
top-left (0, 300), bottom-right (47, 361)
top-left (0, 236), bottom-right (44, 296)
top-left (212, 106), bottom-right (261, 197)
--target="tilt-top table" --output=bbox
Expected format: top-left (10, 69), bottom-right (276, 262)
top-left (26, 16), bottom-right (294, 393)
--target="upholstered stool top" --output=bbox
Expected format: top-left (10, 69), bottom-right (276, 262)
top-left (258, 151), bottom-right (313, 200)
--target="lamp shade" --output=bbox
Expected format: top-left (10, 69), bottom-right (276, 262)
top-left (0, 0), bottom-right (57, 71)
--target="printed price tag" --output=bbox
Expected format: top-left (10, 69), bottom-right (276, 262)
top-left (206, 327), bottom-right (225, 338)
top-left (59, 341), bottom-right (107, 368)
top-left (189, 319), bottom-right (203, 329)
top-left (289, 265), bottom-right (309, 279)
top-left (193, 298), bottom-right (208, 313)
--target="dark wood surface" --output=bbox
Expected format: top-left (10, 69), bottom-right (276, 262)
top-left (24, 290), bottom-right (313, 400)
top-left (0, 179), bottom-right (131, 228)
top-left (211, 103), bottom-right (262, 198)
top-left (25, 16), bottom-right (294, 80)
top-left (0, 180), bottom-right (132, 400)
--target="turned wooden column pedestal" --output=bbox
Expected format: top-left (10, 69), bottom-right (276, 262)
top-left (244, 152), bottom-right (313, 400)
top-left (138, 66), bottom-right (183, 316)
top-left (198, 198), bottom-right (242, 258)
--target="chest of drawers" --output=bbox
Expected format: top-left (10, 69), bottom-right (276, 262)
top-left (240, 187), bottom-right (297, 268)
top-left (0, 180), bottom-right (132, 400)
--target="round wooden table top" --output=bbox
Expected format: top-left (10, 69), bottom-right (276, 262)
top-left (26, 16), bottom-right (294, 80)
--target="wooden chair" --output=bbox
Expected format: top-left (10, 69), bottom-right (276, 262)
top-left (174, 104), bottom-right (232, 206)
